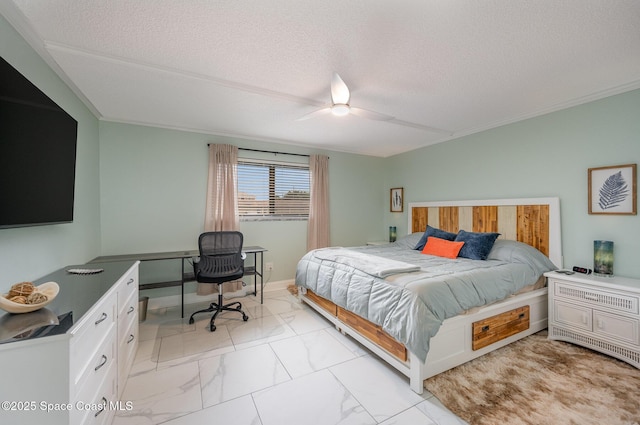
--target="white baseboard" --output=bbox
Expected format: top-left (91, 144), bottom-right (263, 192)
top-left (146, 279), bottom-right (294, 311)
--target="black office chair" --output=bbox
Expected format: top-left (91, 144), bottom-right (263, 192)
top-left (188, 231), bottom-right (249, 331)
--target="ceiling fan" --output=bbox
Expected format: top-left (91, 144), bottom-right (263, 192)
top-left (297, 72), bottom-right (394, 122)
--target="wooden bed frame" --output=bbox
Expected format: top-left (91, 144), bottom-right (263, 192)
top-left (298, 197), bottom-right (562, 394)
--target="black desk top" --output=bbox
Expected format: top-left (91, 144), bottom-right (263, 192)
top-left (90, 246), bottom-right (267, 263)
top-left (0, 260), bottom-right (138, 344)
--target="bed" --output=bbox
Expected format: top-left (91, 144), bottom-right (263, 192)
top-left (295, 197), bottom-right (562, 394)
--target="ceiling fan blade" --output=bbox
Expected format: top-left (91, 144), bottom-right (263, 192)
top-left (331, 72), bottom-right (350, 105)
top-left (296, 107), bottom-right (331, 121)
top-left (350, 107), bottom-right (394, 121)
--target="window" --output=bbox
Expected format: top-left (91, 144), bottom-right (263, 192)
top-left (237, 159), bottom-right (310, 220)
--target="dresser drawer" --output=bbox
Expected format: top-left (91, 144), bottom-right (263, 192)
top-left (118, 317), bottom-right (138, 355)
top-left (118, 313), bottom-right (138, 398)
top-left (72, 361), bottom-right (118, 425)
top-left (70, 291), bottom-right (117, 381)
top-left (118, 313), bottom-right (138, 352)
top-left (118, 286), bottom-right (138, 371)
top-left (72, 324), bottom-right (117, 399)
top-left (118, 267), bottom-right (138, 314)
top-left (118, 287), bottom-right (138, 333)
top-left (553, 300), bottom-right (592, 331)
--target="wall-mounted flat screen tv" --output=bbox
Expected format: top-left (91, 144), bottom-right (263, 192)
top-left (0, 56), bottom-right (78, 229)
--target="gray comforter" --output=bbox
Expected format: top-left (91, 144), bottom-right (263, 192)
top-left (295, 233), bottom-right (556, 362)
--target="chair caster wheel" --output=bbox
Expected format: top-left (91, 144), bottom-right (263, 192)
top-left (210, 324), bottom-right (216, 332)
top-left (188, 318), bottom-right (194, 325)
top-left (243, 314), bottom-right (249, 322)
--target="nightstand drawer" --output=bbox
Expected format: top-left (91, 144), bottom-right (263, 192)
top-left (553, 301), bottom-right (592, 331)
top-left (554, 281), bottom-right (638, 314)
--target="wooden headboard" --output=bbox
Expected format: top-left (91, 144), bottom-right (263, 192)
top-left (408, 197), bottom-right (562, 268)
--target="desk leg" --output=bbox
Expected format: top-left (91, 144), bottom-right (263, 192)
top-left (260, 251), bottom-right (264, 304)
top-left (253, 252), bottom-right (257, 302)
top-left (181, 258), bottom-right (185, 318)
top-left (248, 252), bottom-right (264, 305)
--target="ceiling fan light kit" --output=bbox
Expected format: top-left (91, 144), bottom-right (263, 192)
top-left (331, 104), bottom-right (350, 116)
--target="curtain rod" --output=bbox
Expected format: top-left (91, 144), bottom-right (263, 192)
top-left (239, 147), bottom-right (310, 158)
top-left (207, 144), bottom-right (314, 158)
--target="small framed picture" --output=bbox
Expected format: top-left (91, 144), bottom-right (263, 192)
top-left (588, 164), bottom-right (636, 215)
top-left (390, 188), bottom-right (403, 212)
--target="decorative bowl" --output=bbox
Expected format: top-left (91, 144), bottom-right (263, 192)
top-left (0, 282), bottom-right (59, 314)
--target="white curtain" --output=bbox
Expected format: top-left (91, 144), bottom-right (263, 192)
top-left (307, 154), bottom-right (330, 251)
top-left (200, 144), bottom-right (241, 295)
top-left (204, 144), bottom-right (239, 232)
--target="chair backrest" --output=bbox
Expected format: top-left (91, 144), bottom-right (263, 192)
top-left (196, 231), bottom-right (244, 282)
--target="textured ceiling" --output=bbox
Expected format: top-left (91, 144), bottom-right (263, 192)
top-left (2, 1), bottom-right (640, 157)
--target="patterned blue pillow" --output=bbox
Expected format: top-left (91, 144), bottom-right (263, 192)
top-left (414, 225), bottom-right (457, 250)
top-left (455, 230), bottom-right (500, 260)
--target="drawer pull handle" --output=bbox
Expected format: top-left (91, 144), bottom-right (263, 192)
top-left (127, 334), bottom-right (135, 344)
top-left (127, 278), bottom-right (134, 285)
top-left (482, 325), bottom-right (490, 332)
top-left (94, 355), bottom-right (108, 371)
top-left (582, 313), bottom-right (588, 324)
top-left (127, 306), bottom-right (135, 314)
top-left (95, 312), bottom-right (108, 325)
top-left (94, 397), bottom-right (107, 417)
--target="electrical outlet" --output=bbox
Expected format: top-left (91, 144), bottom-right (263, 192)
top-left (265, 262), bottom-right (274, 271)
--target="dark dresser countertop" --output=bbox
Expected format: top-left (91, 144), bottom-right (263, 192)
top-left (0, 260), bottom-right (138, 344)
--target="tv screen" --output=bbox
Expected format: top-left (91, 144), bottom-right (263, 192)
top-left (0, 56), bottom-right (78, 229)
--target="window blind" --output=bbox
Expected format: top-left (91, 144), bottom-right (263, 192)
top-left (237, 159), bottom-right (310, 220)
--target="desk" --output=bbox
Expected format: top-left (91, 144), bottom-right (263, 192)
top-left (90, 246), bottom-right (267, 317)
top-left (243, 246), bottom-right (268, 304)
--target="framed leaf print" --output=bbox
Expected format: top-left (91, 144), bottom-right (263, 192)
top-left (588, 164), bottom-right (637, 215)
top-left (390, 187), bottom-right (403, 212)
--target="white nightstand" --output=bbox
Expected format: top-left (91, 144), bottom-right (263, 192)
top-left (545, 271), bottom-right (640, 369)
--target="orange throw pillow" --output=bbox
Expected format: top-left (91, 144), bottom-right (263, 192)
top-left (421, 236), bottom-right (465, 259)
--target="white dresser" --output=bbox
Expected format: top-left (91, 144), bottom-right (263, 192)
top-left (0, 261), bottom-right (139, 425)
top-left (546, 271), bottom-right (640, 369)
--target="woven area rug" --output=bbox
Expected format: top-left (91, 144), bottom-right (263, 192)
top-left (424, 331), bottom-right (640, 425)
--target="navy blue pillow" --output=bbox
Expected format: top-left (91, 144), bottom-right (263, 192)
top-left (455, 230), bottom-right (500, 260)
top-left (414, 225), bottom-right (457, 250)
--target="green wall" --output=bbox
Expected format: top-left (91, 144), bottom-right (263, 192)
top-left (99, 122), bottom-right (386, 287)
top-left (2, 11), bottom-right (639, 299)
top-left (385, 89), bottom-right (640, 278)
top-left (0, 15), bottom-right (102, 289)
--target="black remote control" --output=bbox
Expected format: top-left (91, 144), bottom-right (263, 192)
top-left (572, 266), bottom-right (592, 275)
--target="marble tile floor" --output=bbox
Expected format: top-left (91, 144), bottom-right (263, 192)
top-left (112, 289), bottom-right (467, 425)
